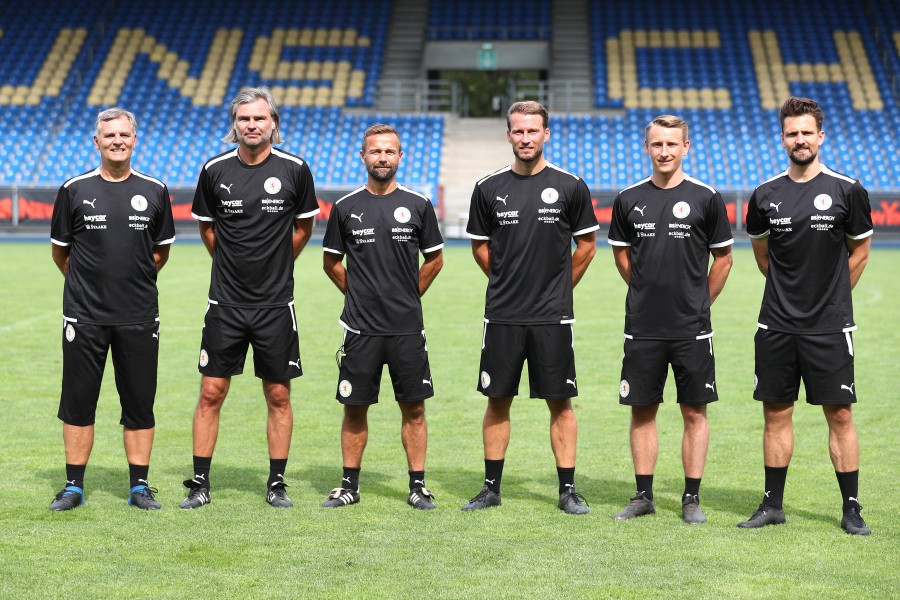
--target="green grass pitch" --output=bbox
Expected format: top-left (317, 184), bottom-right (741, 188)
top-left (0, 242), bottom-right (897, 598)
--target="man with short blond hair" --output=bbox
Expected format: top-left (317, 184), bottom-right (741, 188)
top-left (608, 114), bottom-right (733, 524)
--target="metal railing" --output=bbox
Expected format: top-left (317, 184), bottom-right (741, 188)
top-left (375, 79), bottom-right (462, 113)
top-left (425, 27), bottom-right (549, 41)
top-left (508, 79), bottom-right (595, 112)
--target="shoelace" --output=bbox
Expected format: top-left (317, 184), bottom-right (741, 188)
top-left (136, 486), bottom-right (159, 498)
top-left (187, 487), bottom-right (207, 500)
top-left (469, 488), bottom-right (492, 502)
top-left (845, 506), bottom-right (865, 526)
top-left (566, 490), bottom-right (589, 507)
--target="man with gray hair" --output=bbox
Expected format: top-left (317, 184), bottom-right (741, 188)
top-left (49, 107), bottom-right (175, 511)
top-left (181, 87), bottom-right (319, 509)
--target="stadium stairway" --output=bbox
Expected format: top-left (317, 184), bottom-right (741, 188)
top-left (550, 0), bottom-right (594, 112)
top-left (439, 116), bottom-right (511, 237)
top-left (376, 0), bottom-right (429, 111)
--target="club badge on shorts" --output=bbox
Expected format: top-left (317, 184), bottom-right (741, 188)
top-left (339, 380), bottom-right (353, 398)
top-left (480, 371), bottom-right (491, 388)
top-left (65, 324), bottom-right (75, 342)
top-left (199, 349), bottom-right (209, 367)
top-left (619, 379), bottom-right (630, 397)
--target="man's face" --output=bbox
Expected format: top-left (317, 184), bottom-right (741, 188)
top-left (645, 124), bottom-right (689, 178)
top-left (507, 112), bottom-right (549, 164)
top-left (361, 132), bottom-right (402, 182)
top-left (782, 114), bottom-right (824, 166)
top-left (234, 98), bottom-right (274, 149)
top-left (93, 116), bottom-right (136, 165)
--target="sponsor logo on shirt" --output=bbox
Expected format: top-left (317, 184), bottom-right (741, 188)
top-left (82, 198), bottom-right (97, 208)
top-left (538, 206), bottom-right (562, 224)
top-left (770, 215), bottom-right (792, 233)
top-left (392, 226), bottom-right (414, 243)
top-left (131, 195), bottom-right (148, 211)
top-left (668, 221), bottom-right (692, 239)
top-left (634, 221), bottom-right (656, 237)
top-left (352, 226), bottom-right (376, 244)
top-left (496, 195), bottom-right (508, 205)
top-left (264, 177), bottom-right (282, 194)
top-left (84, 213), bottom-right (108, 229)
top-left (221, 199), bottom-right (243, 214)
top-left (496, 209), bottom-right (519, 226)
top-left (129, 214), bottom-right (151, 231)
top-left (220, 183), bottom-right (234, 194)
top-left (261, 198), bottom-right (284, 213)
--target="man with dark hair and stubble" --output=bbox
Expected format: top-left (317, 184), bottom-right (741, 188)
top-left (739, 96), bottom-right (873, 535)
top-left (462, 101), bottom-right (599, 515)
top-left (320, 124), bottom-right (443, 510)
top-left (180, 86), bottom-right (319, 509)
top-left (607, 115), bottom-right (733, 525)
top-left (49, 107), bottom-right (175, 511)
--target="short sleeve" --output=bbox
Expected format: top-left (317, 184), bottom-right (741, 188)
top-left (322, 201), bottom-right (345, 255)
top-left (569, 178), bottom-right (600, 237)
top-left (191, 167), bottom-right (216, 222)
top-left (745, 188), bottom-right (769, 238)
top-left (294, 161), bottom-right (320, 219)
top-left (606, 192), bottom-right (632, 246)
top-left (466, 184), bottom-right (491, 240)
top-left (153, 185), bottom-right (176, 245)
top-left (50, 184), bottom-right (73, 246)
top-left (845, 181), bottom-right (874, 240)
top-left (706, 190), bottom-right (734, 248)
top-left (420, 200), bottom-right (444, 253)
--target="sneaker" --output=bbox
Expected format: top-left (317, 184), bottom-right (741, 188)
top-left (266, 482), bottom-right (293, 508)
top-left (737, 503), bottom-right (786, 528)
top-left (128, 483), bottom-right (161, 510)
top-left (558, 486), bottom-right (590, 515)
top-left (322, 487), bottom-right (360, 508)
top-left (681, 494), bottom-right (707, 524)
top-left (179, 479), bottom-right (211, 509)
top-left (461, 485), bottom-right (501, 511)
top-left (840, 500), bottom-right (871, 535)
top-left (407, 486), bottom-right (436, 510)
top-left (612, 492), bottom-right (655, 520)
top-left (50, 486), bottom-right (85, 511)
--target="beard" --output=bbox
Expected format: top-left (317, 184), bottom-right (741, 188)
top-left (789, 147), bottom-right (817, 166)
top-left (367, 163), bottom-right (398, 182)
top-left (513, 145), bottom-right (543, 163)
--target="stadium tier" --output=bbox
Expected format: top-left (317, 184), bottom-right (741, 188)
top-left (427, 1), bottom-right (551, 40)
top-left (1, 0), bottom-right (898, 194)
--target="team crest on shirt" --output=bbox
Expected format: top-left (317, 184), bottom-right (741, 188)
top-left (394, 207), bottom-right (411, 223)
top-left (199, 349), bottom-right (209, 367)
top-left (264, 177), bottom-right (282, 194)
top-left (131, 195), bottom-right (148, 211)
top-left (673, 202), bottom-right (691, 218)
top-left (541, 187), bottom-right (559, 204)
top-left (813, 194), bottom-right (832, 210)
top-left (619, 379), bottom-right (630, 397)
top-left (65, 324), bottom-right (75, 342)
top-left (339, 380), bottom-right (353, 397)
top-left (480, 371), bottom-right (491, 388)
